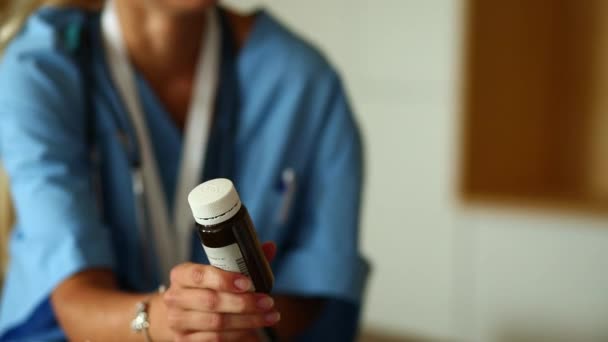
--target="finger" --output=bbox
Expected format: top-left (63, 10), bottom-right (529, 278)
top-left (170, 263), bottom-right (253, 292)
top-left (167, 310), bottom-right (281, 332)
top-left (174, 330), bottom-right (259, 342)
top-left (164, 288), bottom-right (275, 314)
top-left (261, 242), bottom-right (276, 262)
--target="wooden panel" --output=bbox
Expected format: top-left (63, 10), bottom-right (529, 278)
top-left (460, 0), bottom-right (608, 211)
top-left (587, 0), bottom-right (608, 200)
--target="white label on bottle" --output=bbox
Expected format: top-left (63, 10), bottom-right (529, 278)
top-left (203, 243), bottom-right (251, 278)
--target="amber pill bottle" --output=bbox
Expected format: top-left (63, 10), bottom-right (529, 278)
top-left (187, 178), bottom-right (274, 293)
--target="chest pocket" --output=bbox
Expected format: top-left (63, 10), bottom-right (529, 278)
top-left (255, 168), bottom-right (299, 245)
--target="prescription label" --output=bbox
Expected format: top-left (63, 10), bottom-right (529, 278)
top-left (202, 243), bottom-right (251, 279)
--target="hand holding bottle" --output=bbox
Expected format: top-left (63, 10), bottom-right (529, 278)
top-left (155, 242), bottom-right (278, 342)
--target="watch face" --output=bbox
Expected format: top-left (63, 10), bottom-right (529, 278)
top-left (132, 313), bottom-right (150, 331)
top-left (131, 302), bottom-right (151, 331)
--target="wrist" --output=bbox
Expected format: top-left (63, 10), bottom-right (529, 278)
top-left (146, 291), bottom-right (172, 342)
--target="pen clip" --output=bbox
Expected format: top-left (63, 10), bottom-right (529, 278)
top-left (276, 168), bottom-right (296, 225)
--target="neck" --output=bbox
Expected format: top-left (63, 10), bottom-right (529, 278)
top-left (114, 1), bottom-right (207, 82)
top-left (113, 1), bottom-right (210, 128)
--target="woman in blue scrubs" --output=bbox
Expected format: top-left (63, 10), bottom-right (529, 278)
top-left (0, 0), bottom-right (366, 340)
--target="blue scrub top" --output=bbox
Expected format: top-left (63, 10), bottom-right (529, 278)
top-left (0, 6), bottom-right (367, 341)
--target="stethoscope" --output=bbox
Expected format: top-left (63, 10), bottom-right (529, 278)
top-left (101, 1), bottom-right (220, 284)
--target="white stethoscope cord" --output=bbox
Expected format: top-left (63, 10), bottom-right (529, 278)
top-left (101, 1), bottom-right (221, 284)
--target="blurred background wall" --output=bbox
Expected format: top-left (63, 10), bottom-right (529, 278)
top-left (224, 1), bottom-right (608, 341)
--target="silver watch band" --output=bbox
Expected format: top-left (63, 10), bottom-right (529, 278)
top-left (131, 300), bottom-right (152, 342)
top-left (131, 286), bottom-right (166, 342)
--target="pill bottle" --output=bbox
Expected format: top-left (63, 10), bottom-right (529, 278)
top-left (188, 178), bottom-right (274, 293)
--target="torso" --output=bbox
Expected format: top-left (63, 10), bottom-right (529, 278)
top-left (0, 7), bottom-right (350, 337)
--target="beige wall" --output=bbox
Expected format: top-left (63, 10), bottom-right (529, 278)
top-left (459, 208), bottom-right (608, 342)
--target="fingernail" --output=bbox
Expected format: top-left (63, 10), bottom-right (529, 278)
top-left (257, 297), bottom-right (274, 310)
top-left (265, 312), bottom-right (281, 323)
top-left (234, 278), bottom-right (251, 291)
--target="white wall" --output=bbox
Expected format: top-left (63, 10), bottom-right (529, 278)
top-left (224, 1), bottom-right (608, 341)
top-left (459, 209), bottom-right (608, 342)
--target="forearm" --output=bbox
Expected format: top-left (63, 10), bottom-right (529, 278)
top-left (50, 268), bottom-right (319, 341)
top-left (51, 269), bottom-right (171, 342)
top-left (274, 296), bottom-right (325, 340)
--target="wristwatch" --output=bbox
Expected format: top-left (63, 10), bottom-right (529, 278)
top-left (131, 286), bottom-right (165, 342)
top-left (131, 300), bottom-right (152, 342)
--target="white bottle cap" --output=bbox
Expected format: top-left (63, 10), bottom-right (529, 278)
top-left (188, 178), bottom-right (242, 226)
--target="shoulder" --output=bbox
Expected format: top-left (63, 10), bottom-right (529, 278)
top-left (0, 7), bottom-right (94, 132)
top-left (2, 6), bottom-right (92, 59)
top-left (240, 9), bottom-right (339, 86)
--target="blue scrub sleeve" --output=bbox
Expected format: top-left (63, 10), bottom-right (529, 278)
top-left (273, 71), bottom-right (369, 305)
top-left (0, 35), bottom-right (116, 332)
